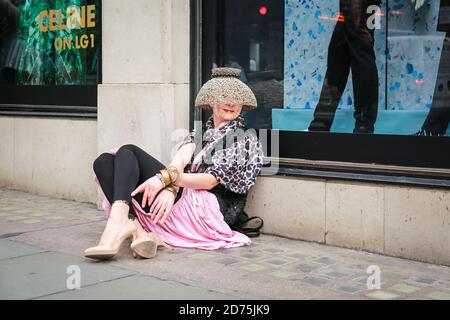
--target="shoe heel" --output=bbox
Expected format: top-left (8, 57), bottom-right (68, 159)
top-left (158, 239), bottom-right (173, 251)
top-left (149, 233), bottom-right (173, 251)
top-left (131, 239), bottom-right (157, 259)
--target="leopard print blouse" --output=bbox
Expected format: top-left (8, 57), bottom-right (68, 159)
top-left (179, 115), bottom-right (264, 194)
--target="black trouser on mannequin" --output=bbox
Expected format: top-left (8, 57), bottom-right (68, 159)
top-left (308, 0), bottom-right (380, 133)
top-left (93, 144), bottom-right (182, 220)
top-left (421, 105), bottom-right (450, 135)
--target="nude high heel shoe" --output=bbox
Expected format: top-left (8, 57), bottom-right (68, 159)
top-left (130, 232), bottom-right (173, 259)
top-left (84, 219), bottom-right (137, 260)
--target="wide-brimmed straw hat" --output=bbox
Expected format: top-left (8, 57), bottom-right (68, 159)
top-left (195, 67), bottom-right (257, 110)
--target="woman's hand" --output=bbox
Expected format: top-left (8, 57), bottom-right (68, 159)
top-left (131, 175), bottom-right (164, 208)
top-left (151, 189), bottom-right (175, 225)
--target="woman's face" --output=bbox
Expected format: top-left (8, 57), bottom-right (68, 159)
top-left (210, 103), bottom-right (242, 122)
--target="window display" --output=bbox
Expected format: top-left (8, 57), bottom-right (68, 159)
top-left (0, 0), bottom-right (100, 86)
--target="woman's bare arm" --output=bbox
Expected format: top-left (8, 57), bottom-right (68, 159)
top-left (177, 172), bottom-right (219, 190)
top-left (168, 142), bottom-right (196, 176)
top-left (168, 142), bottom-right (219, 190)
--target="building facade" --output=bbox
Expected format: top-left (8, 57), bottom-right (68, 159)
top-left (1, 0), bottom-right (450, 265)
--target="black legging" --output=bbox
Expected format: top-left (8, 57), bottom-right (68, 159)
top-left (93, 144), bottom-right (183, 218)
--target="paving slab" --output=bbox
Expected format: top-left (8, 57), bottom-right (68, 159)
top-left (38, 274), bottom-right (240, 300)
top-left (0, 250), bottom-right (134, 300)
top-left (0, 239), bottom-right (49, 260)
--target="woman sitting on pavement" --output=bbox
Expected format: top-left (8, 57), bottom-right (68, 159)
top-left (84, 67), bottom-right (264, 260)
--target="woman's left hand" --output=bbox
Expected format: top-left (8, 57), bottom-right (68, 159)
top-left (131, 175), bottom-right (164, 208)
top-left (151, 189), bottom-right (176, 224)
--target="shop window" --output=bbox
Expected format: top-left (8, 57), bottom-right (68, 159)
top-left (0, 0), bottom-right (101, 115)
top-left (196, 0), bottom-right (450, 180)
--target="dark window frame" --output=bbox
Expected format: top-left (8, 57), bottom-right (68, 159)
top-left (190, 0), bottom-right (450, 188)
top-left (0, 0), bottom-right (102, 118)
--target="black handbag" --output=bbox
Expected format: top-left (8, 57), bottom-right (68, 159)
top-left (230, 210), bottom-right (264, 238)
top-left (209, 184), bottom-right (264, 238)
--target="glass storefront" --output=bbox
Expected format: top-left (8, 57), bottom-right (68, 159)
top-left (0, 0), bottom-right (100, 110)
top-left (1, 0), bottom-right (100, 85)
top-left (201, 0), bottom-right (450, 137)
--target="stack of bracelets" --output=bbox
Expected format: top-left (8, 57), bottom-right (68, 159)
top-left (155, 166), bottom-right (181, 198)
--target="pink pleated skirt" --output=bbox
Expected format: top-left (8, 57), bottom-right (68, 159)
top-left (100, 186), bottom-right (251, 250)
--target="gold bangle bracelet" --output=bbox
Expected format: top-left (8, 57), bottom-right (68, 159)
top-left (167, 166), bottom-right (180, 185)
top-left (159, 169), bottom-right (171, 187)
top-left (164, 185), bottom-right (177, 197)
top-left (155, 173), bottom-right (166, 188)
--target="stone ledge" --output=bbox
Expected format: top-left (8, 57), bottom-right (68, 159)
top-left (245, 176), bottom-right (450, 266)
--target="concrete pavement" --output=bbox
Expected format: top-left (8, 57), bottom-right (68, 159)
top-left (1, 187), bottom-right (450, 300)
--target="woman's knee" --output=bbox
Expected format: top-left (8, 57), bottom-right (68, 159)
top-left (93, 152), bottom-right (113, 174)
top-left (116, 144), bottom-right (138, 157)
top-left (116, 144), bottom-right (139, 155)
top-left (115, 145), bottom-right (141, 167)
